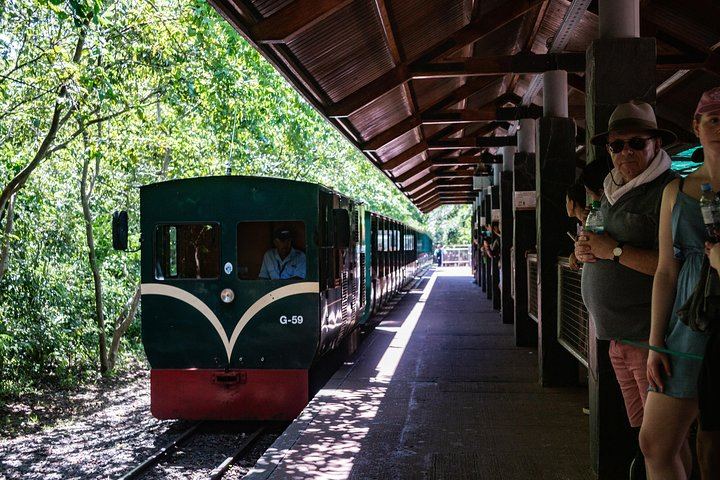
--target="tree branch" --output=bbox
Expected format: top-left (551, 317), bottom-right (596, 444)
top-left (46, 91), bottom-right (160, 156)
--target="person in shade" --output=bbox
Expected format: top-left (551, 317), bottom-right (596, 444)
top-left (641, 86), bottom-right (720, 480)
top-left (258, 227), bottom-right (306, 280)
top-left (565, 182), bottom-right (587, 271)
top-left (579, 157), bottom-right (610, 203)
top-left (576, 100), bottom-right (678, 480)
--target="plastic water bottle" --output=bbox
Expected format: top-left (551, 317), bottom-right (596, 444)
top-left (699, 183), bottom-right (719, 241)
top-left (584, 200), bottom-right (605, 234)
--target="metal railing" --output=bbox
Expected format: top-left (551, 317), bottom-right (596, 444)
top-left (441, 245), bottom-right (471, 266)
top-left (556, 257), bottom-right (589, 366)
top-left (527, 254), bottom-right (538, 322)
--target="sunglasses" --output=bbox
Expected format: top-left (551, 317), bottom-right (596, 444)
top-left (606, 137), bottom-right (656, 154)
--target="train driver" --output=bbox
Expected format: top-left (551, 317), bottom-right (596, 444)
top-left (258, 227), bottom-right (306, 280)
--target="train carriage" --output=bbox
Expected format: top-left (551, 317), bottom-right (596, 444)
top-left (115, 175), bottom-right (433, 421)
top-left (138, 176), bottom-right (362, 420)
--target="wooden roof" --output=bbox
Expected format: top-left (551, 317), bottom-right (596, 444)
top-left (207, 0), bottom-right (720, 212)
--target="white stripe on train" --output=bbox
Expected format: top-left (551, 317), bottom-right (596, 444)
top-left (140, 282), bottom-right (320, 362)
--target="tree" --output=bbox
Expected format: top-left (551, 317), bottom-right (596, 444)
top-left (0, 0), bottom-right (431, 393)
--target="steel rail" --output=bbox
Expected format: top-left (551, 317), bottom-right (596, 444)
top-left (208, 426), bottom-right (266, 480)
top-left (118, 422), bottom-right (203, 480)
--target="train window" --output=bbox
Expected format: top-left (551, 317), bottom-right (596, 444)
top-left (377, 230), bottom-right (387, 252)
top-left (236, 221), bottom-right (306, 280)
top-left (404, 234), bottom-right (414, 251)
top-left (154, 223), bottom-right (220, 280)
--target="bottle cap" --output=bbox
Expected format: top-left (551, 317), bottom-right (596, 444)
top-left (592, 200), bottom-right (601, 208)
top-left (702, 183), bottom-right (712, 192)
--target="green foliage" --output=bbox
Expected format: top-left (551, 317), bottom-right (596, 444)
top-left (0, 0), bottom-right (437, 399)
top-left (424, 205), bottom-right (472, 245)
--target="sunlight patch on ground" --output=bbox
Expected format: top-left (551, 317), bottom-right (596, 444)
top-left (372, 273), bottom-right (437, 384)
top-left (246, 271), bottom-right (440, 480)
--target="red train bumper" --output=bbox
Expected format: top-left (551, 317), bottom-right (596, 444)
top-left (150, 369), bottom-right (309, 420)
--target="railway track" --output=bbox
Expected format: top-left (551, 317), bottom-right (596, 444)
top-left (119, 421), bottom-right (285, 480)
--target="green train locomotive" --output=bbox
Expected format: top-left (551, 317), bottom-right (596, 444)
top-left (116, 175), bottom-right (431, 420)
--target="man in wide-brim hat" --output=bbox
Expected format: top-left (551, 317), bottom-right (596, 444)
top-left (590, 100), bottom-right (677, 184)
top-left (578, 99), bottom-right (679, 480)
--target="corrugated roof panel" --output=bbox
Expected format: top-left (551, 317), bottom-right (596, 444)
top-left (348, 84), bottom-right (413, 140)
top-left (644, 2), bottom-right (720, 51)
top-left (211, 0), bottom-right (718, 208)
top-left (412, 78), bottom-right (465, 112)
top-left (286, 3), bottom-right (395, 102)
top-left (390, 0), bottom-right (467, 61)
top-left (375, 128), bottom-right (423, 161)
top-left (252, 0), bottom-right (293, 17)
top-left (472, 16), bottom-right (527, 57)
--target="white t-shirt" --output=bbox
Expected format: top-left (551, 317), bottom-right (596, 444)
top-left (258, 247), bottom-right (306, 279)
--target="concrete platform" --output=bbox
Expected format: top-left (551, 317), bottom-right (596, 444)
top-left (246, 267), bottom-right (595, 480)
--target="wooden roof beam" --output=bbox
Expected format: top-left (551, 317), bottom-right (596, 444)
top-left (423, 106), bottom-right (540, 124)
top-left (411, 183), bottom-right (439, 202)
top-left (405, 174), bottom-right (435, 194)
top-left (429, 78), bottom-right (500, 112)
top-left (567, 73), bottom-right (585, 93)
top-left (434, 172), bottom-right (475, 179)
top-left (362, 80), bottom-right (524, 153)
top-left (207, 0), bottom-right (258, 28)
top-left (251, 0), bottom-right (352, 43)
top-left (379, 141), bottom-right (427, 171)
top-left (381, 121), bottom-right (483, 173)
top-left (395, 160), bottom-right (432, 183)
top-left (411, 53), bottom-right (586, 78)
top-left (431, 156), bottom-right (482, 166)
top-left (361, 115), bottom-right (421, 152)
top-left (428, 136), bottom-right (517, 149)
top-left (422, 105), bottom-right (585, 124)
top-left (402, 166), bottom-right (475, 191)
top-left (703, 50), bottom-right (720, 76)
top-left (326, 0), bottom-right (541, 117)
top-left (417, 196), bottom-right (441, 211)
top-left (412, 182), bottom-right (473, 204)
top-left (374, 0), bottom-right (403, 63)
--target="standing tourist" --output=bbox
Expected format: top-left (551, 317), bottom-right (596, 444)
top-left (641, 87), bottom-right (720, 479)
top-left (576, 100), bottom-right (678, 479)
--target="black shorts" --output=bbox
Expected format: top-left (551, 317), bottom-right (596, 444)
top-left (699, 325), bottom-right (720, 431)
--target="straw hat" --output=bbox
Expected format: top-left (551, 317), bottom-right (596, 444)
top-left (590, 100), bottom-right (677, 147)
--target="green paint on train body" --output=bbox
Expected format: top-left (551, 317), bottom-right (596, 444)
top-left (139, 176), bottom-right (337, 370)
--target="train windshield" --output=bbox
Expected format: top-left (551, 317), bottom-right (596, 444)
top-left (154, 223), bottom-right (221, 280)
top-left (236, 221), bottom-right (307, 280)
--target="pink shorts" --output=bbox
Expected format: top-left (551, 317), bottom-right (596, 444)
top-left (609, 339), bottom-right (650, 427)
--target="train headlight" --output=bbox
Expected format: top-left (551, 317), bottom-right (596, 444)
top-left (220, 288), bottom-right (235, 303)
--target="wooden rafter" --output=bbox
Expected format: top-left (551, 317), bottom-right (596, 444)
top-left (326, 0), bottom-right (542, 117)
top-left (250, 0), bottom-right (352, 43)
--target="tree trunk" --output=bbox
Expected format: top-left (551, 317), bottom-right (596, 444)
top-left (107, 286), bottom-right (141, 371)
top-left (80, 133), bottom-right (108, 373)
top-left (0, 193), bottom-right (16, 281)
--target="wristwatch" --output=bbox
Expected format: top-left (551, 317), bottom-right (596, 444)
top-left (613, 242), bottom-right (625, 263)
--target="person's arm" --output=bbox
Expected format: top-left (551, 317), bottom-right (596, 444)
top-left (580, 231), bottom-right (659, 276)
top-left (648, 180), bottom-right (681, 393)
top-left (706, 240), bottom-right (720, 271)
top-left (568, 252), bottom-right (580, 271)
